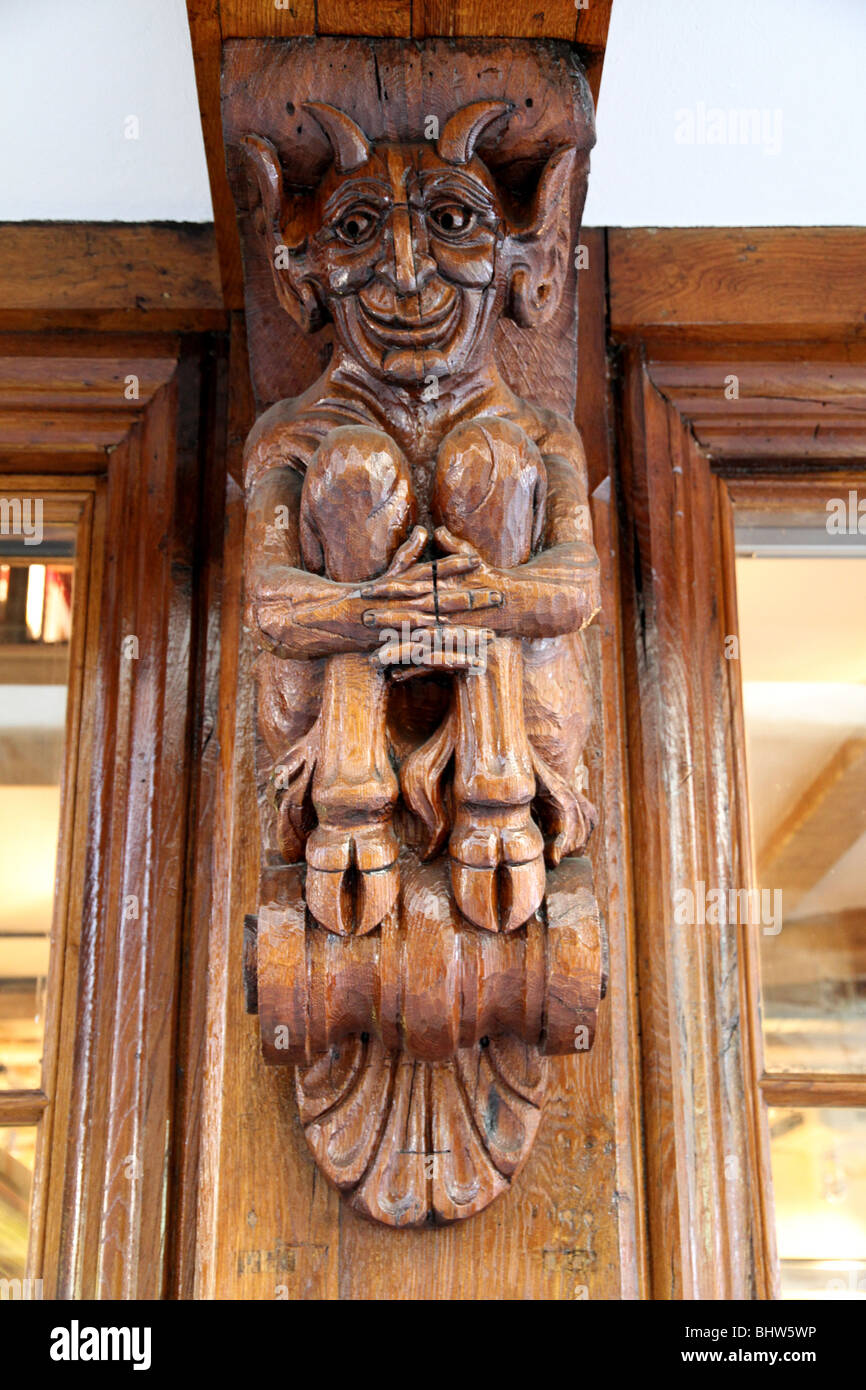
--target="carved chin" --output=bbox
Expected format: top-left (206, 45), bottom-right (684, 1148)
top-left (334, 292), bottom-right (487, 384)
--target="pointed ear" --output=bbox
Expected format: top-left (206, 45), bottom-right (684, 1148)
top-left (506, 145), bottom-right (587, 328)
top-left (240, 134), bottom-right (327, 335)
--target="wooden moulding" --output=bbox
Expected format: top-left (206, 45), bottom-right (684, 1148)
top-left (614, 346), bottom-right (775, 1300)
top-left (608, 228), bottom-right (866, 345)
top-left (0, 225), bottom-right (224, 333)
top-left (222, 36), bottom-right (610, 1232)
top-left (0, 337), bottom-right (216, 1300)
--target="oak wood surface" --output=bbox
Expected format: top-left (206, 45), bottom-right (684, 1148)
top-left (615, 348), bottom-right (773, 1300)
top-left (760, 1074), bottom-right (866, 1108)
top-left (0, 1091), bottom-right (48, 1125)
top-left (5, 345), bottom-right (216, 1300)
top-left (609, 228), bottom-right (866, 343)
top-left (194, 35), bottom-right (632, 1291)
top-left (235, 35), bottom-right (603, 1230)
top-left (195, 314), bottom-right (342, 1300)
top-left (647, 358), bottom-right (866, 462)
top-left (185, 2), bottom-right (611, 310)
top-left (0, 224), bottom-right (223, 332)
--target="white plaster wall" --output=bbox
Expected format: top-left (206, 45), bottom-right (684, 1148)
top-left (0, 0), bottom-right (864, 225)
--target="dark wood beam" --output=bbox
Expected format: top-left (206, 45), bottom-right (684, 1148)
top-left (609, 228), bottom-right (866, 344)
top-left (0, 224), bottom-right (223, 333)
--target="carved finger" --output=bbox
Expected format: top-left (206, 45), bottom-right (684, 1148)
top-left (383, 634), bottom-right (494, 678)
top-left (361, 555), bottom-right (479, 600)
top-left (384, 525), bottom-right (428, 577)
top-left (360, 579), bottom-right (436, 601)
top-left (435, 589), bottom-right (504, 613)
top-left (362, 608), bottom-right (441, 628)
top-left (433, 554), bottom-right (481, 580)
top-left (434, 526), bottom-right (480, 558)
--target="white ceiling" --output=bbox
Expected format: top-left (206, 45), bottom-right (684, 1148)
top-left (0, 0), bottom-right (864, 225)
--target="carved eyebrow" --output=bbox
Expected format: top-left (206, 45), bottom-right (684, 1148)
top-left (323, 180), bottom-right (392, 221)
top-left (416, 171), bottom-right (498, 214)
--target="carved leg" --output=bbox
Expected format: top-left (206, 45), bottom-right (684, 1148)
top-left (285, 425), bottom-right (416, 935)
top-left (433, 417), bottom-right (547, 932)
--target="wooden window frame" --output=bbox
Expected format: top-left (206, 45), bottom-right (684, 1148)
top-left (724, 473), bottom-right (866, 1122)
top-left (0, 480), bottom-right (96, 1277)
top-left (607, 227), bottom-right (866, 1299)
top-left (0, 328), bottom-right (223, 1299)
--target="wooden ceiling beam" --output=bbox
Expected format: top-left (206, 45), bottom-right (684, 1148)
top-left (0, 225), bottom-right (223, 333)
top-left (609, 228), bottom-right (866, 344)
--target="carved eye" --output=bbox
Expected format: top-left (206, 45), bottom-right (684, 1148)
top-left (335, 208), bottom-right (378, 245)
top-left (429, 203), bottom-right (475, 237)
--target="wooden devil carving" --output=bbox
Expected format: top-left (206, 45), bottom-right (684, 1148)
top-left (239, 77), bottom-right (606, 1226)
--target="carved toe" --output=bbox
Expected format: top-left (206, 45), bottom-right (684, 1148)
top-left (449, 812), bottom-right (545, 932)
top-left (305, 823), bottom-right (399, 935)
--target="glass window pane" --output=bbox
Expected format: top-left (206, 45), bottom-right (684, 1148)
top-left (0, 517), bottom-right (75, 1092)
top-left (769, 1106), bottom-right (866, 1300)
top-left (0, 1124), bottom-right (36, 1279)
top-left (735, 506), bottom-right (866, 1073)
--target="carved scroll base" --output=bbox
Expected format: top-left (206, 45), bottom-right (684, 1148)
top-left (297, 1036), bottom-right (545, 1228)
top-left (246, 854), bottom-right (605, 1226)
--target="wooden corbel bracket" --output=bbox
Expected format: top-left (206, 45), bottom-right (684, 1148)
top-left (225, 36), bottom-right (607, 1227)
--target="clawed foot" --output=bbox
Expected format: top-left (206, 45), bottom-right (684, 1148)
top-left (448, 806), bottom-right (545, 933)
top-left (305, 822), bottom-right (400, 936)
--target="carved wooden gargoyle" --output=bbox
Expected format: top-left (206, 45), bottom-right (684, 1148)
top-left (235, 47), bottom-right (606, 1227)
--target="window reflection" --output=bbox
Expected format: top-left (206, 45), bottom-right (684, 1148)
top-left (0, 1124), bottom-right (35, 1279)
top-left (736, 513), bottom-right (866, 1073)
top-left (0, 520), bottom-right (74, 1093)
top-left (769, 1107), bottom-right (866, 1300)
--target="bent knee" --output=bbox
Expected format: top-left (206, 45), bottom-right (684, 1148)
top-left (433, 416), bottom-right (546, 567)
top-left (300, 425), bottom-right (416, 582)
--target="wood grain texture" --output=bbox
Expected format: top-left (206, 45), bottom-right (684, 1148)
top-left (318, 0), bottom-right (411, 35)
top-left (615, 349), bottom-right (772, 1300)
top-left (609, 228), bottom-right (866, 343)
top-left (0, 355), bottom-right (177, 457)
top-left (647, 358), bottom-right (866, 462)
top-left (231, 37), bottom-right (603, 1229)
top-left (411, 0), bottom-right (610, 53)
top-left (579, 231), bottom-right (648, 1300)
top-left (0, 224), bottom-right (223, 332)
top-left (166, 332), bottom-right (232, 1299)
top-left (0, 1092), bottom-right (48, 1124)
top-left (195, 315), bottom-right (342, 1299)
top-left (192, 34), bottom-right (635, 1290)
top-left (184, 2), bottom-right (611, 308)
top-left (27, 350), bottom-right (209, 1300)
top-left (715, 477), bottom-right (779, 1299)
top-left (760, 1074), bottom-right (866, 1108)
top-left (186, 2), bottom-right (247, 308)
top-left (219, 0), bottom-right (315, 35)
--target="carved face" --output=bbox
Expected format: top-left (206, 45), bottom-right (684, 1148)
top-left (243, 101), bottom-right (584, 388)
top-left (311, 145), bottom-right (504, 384)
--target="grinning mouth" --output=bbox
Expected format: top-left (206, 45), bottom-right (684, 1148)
top-left (357, 287), bottom-right (460, 348)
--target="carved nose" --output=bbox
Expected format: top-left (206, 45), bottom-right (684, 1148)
top-left (378, 208), bottom-right (436, 295)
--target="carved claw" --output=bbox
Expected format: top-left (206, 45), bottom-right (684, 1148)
top-left (305, 823), bottom-right (400, 936)
top-left (529, 743), bottom-right (597, 864)
top-left (448, 807), bottom-right (545, 933)
top-left (271, 717), bottom-right (321, 863)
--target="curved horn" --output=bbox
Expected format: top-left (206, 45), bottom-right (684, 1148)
top-left (302, 102), bottom-right (371, 173)
top-left (436, 100), bottom-right (513, 165)
top-left (241, 134), bottom-right (284, 235)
